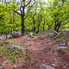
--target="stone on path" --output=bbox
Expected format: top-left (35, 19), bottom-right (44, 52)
top-left (46, 33), bottom-right (53, 38)
top-left (2, 61), bottom-right (8, 66)
top-left (26, 37), bottom-right (31, 41)
top-left (53, 30), bottom-right (62, 39)
top-left (7, 45), bottom-right (23, 51)
top-left (59, 40), bottom-right (66, 46)
top-left (57, 46), bottom-right (68, 49)
top-left (13, 65), bottom-right (17, 69)
top-left (57, 48), bottom-right (65, 54)
top-left (40, 64), bottom-right (55, 69)
top-left (11, 31), bottom-right (21, 38)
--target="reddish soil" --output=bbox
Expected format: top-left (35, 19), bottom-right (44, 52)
top-left (0, 33), bottom-right (69, 69)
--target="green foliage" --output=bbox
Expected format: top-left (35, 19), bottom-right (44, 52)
top-left (0, 0), bottom-right (69, 34)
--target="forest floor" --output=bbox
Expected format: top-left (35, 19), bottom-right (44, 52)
top-left (0, 31), bottom-right (69, 69)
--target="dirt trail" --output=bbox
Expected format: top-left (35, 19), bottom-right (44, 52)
top-left (0, 34), bottom-right (69, 69)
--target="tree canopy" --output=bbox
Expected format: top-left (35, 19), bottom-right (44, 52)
top-left (0, 0), bottom-right (69, 34)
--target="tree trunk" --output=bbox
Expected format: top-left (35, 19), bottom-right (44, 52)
top-left (43, 20), bottom-right (45, 31)
top-left (33, 17), bottom-right (36, 32)
top-left (21, 16), bottom-right (25, 33)
top-left (37, 24), bottom-right (40, 32)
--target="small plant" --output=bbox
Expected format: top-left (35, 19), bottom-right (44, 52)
top-left (39, 50), bottom-right (42, 52)
top-left (0, 62), bottom-right (2, 66)
top-left (4, 57), bottom-right (7, 60)
top-left (66, 41), bottom-right (68, 44)
top-left (12, 52), bottom-right (16, 56)
top-left (19, 50), bottom-right (22, 53)
top-left (18, 61), bottom-right (20, 64)
top-left (16, 43), bottom-right (20, 46)
top-left (12, 62), bottom-right (14, 65)
top-left (52, 48), bottom-right (54, 50)
top-left (3, 50), bottom-right (7, 53)
top-left (68, 47), bottom-right (69, 50)
top-left (55, 39), bottom-right (57, 41)
top-left (26, 59), bottom-right (30, 66)
top-left (37, 55), bottom-right (40, 58)
top-left (32, 59), bottom-right (35, 64)
top-left (0, 46), bottom-right (2, 49)
top-left (22, 60), bottom-right (24, 64)
top-left (46, 53), bottom-right (48, 55)
top-left (13, 58), bottom-right (16, 63)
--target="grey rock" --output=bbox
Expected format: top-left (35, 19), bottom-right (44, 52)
top-left (40, 64), bottom-right (55, 69)
top-left (55, 62), bottom-right (69, 67)
top-left (54, 45), bottom-right (58, 47)
top-left (7, 45), bottom-right (23, 51)
top-left (46, 33), bottom-right (53, 36)
top-left (57, 48), bottom-right (65, 54)
top-left (11, 31), bottom-right (21, 38)
top-left (44, 47), bottom-right (51, 50)
top-left (46, 33), bottom-right (53, 38)
top-left (2, 61), bottom-right (8, 66)
top-left (59, 40), bottom-right (66, 46)
top-left (7, 36), bottom-right (13, 39)
top-left (26, 37), bottom-right (31, 41)
top-left (53, 30), bottom-right (62, 39)
top-left (38, 35), bottom-right (42, 38)
top-left (53, 30), bottom-right (58, 36)
top-left (29, 32), bottom-right (34, 36)
top-left (66, 31), bottom-right (69, 34)
top-left (57, 47), bottom-right (67, 54)
top-left (57, 46), bottom-right (68, 49)
top-left (13, 64), bottom-right (17, 69)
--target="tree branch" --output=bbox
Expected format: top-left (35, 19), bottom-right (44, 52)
top-left (25, 0), bottom-right (31, 7)
top-left (24, 2), bottom-right (35, 20)
top-left (14, 10), bottom-right (21, 16)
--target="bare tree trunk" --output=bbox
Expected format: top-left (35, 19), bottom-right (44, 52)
top-left (14, 0), bottom-right (35, 34)
top-left (33, 17), bottom-right (36, 32)
top-left (21, 16), bottom-right (25, 33)
top-left (43, 19), bottom-right (45, 31)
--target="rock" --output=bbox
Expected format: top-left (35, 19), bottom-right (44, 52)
top-left (7, 36), bottom-right (13, 39)
top-left (54, 45), bottom-right (58, 47)
top-left (30, 32), bottom-right (34, 36)
top-left (66, 31), bottom-right (69, 34)
top-left (53, 30), bottom-right (58, 36)
top-left (7, 45), bottom-right (23, 51)
top-left (59, 40), bottom-right (66, 46)
top-left (55, 62), bottom-right (69, 67)
top-left (44, 47), bottom-right (51, 50)
top-left (57, 46), bottom-right (67, 54)
top-left (55, 62), bottom-right (67, 65)
top-left (2, 61), bottom-right (8, 66)
top-left (40, 64), bottom-right (55, 69)
top-left (38, 35), bottom-right (42, 38)
top-left (57, 46), bottom-right (68, 49)
top-left (26, 37), bottom-right (31, 41)
top-left (46, 33), bottom-right (53, 38)
top-left (53, 30), bottom-right (62, 39)
top-left (29, 32), bottom-right (34, 38)
top-left (13, 65), bottom-right (17, 69)
top-left (46, 33), bottom-right (53, 36)
top-left (57, 48), bottom-right (65, 54)
top-left (11, 31), bottom-right (21, 38)
top-left (52, 64), bottom-right (56, 67)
